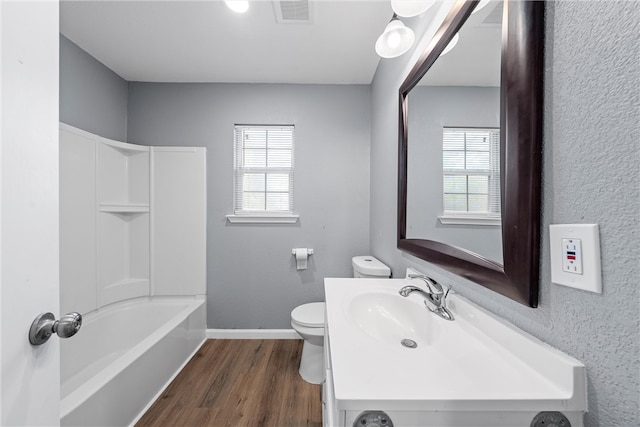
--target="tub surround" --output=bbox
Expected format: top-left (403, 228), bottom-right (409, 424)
top-left (59, 124), bottom-right (207, 426)
top-left (60, 123), bottom-right (207, 314)
top-left (324, 278), bottom-right (587, 426)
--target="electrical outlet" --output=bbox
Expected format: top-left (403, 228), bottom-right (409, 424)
top-left (561, 238), bottom-right (583, 274)
top-left (550, 224), bottom-right (602, 293)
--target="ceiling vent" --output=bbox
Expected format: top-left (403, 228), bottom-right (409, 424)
top-left (273, 0), bottom-right (313, 24)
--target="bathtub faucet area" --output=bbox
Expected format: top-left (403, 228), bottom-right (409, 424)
top-left (400, 274), bottom-right (454, 321)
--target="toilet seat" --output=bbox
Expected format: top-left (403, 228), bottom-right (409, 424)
top-left (291, 302), bottom-right (325, 328)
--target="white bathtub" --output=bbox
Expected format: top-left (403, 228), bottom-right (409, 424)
top-left (60, 296), bottom-right (206, 426)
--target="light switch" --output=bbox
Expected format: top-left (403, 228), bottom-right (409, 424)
top-left (549, 224), bottom-right (602, 293)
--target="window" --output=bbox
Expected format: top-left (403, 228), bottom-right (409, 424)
top-left (228, 125), bottom-right (297, 223)
top-left (441, 127), bottom-right (501, 225)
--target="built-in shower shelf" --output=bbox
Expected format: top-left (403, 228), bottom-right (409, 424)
top-left (99, 203), bottom-right (150, 213)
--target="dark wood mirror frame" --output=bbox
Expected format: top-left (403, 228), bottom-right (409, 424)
top-left (397, 0), bottom-right (544, 307)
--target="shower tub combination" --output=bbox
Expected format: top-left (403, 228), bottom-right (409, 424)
top-left (60, 296), bottom-right (206, 426)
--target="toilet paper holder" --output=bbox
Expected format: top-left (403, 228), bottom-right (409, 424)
top-left (292, 248), bottom-right (314, 256)
top-left (292, 248), bottom-right (314, 270)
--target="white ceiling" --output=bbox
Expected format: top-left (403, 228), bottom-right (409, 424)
top-left (60, 0), bottom-right (395, 84)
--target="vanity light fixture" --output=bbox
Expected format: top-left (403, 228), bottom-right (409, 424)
top-left (375, 14), bottom-right (415, 59)
top-left (439, 32), bottom-right (459, 56)
top-left (391, 0), bottom-right (436, 18)
top-left (225, 0), bottom-right (249, 13)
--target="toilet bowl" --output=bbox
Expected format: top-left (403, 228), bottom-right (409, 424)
top-left (291, 256), bottom-right (391, 384)
top-left (291, 302), bottom-right (325, 384)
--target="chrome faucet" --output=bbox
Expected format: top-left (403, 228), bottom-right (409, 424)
top-left (399, 274), bottom-right (454, 321)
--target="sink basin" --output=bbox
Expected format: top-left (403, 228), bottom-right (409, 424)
top-left (325, 278), bottom-right (587, 422)
top-left (344, 290), bottom-right (438, 347)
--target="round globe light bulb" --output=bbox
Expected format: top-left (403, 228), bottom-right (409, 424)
top-left (387, 32), bottom-right (401, 49)
top-left (375, 19), bottom-right (415, 59)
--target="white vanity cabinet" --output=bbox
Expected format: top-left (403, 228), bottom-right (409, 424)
top-left (323, 278), bottom-right (587, 427)
top-left (60, 124), bottom-right (206, 314)
top-left (323, 319), bottom-right (341, 427)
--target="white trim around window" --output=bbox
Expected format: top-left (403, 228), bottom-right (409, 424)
top-left (225, 213), bottom-right (299, 224)
top-left (229, 125), bottom-right (298, 224)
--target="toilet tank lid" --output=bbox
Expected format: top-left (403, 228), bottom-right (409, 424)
top-left (291, 302), bottom-right (325, 327)
top-left (352, 256), bottom-right (391, 276)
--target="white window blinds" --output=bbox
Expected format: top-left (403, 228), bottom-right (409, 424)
top-left (233, 125), bottom-right (295, 214)
top-left (442, 127), bottom-right (501, 217)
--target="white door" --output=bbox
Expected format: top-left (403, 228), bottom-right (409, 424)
top-left (1, 1), bottom-right (60, 425)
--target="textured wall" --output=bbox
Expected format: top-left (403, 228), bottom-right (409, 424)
top-left (370, 1), bottom-right (639, 426)
top-left (127, 83), bottom-right (371, 329)
top-left (59, 35), bottom-right (128, 141)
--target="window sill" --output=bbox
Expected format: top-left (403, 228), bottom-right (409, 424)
top-left (226, 214), bottom-right (299, 224)
top-left (438, 214), bottom-right (501, 226)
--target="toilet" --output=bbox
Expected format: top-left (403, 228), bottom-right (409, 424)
top-left (290, 255), bottom-right (391, 384)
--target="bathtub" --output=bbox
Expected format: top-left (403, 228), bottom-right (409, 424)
top-left (60, 296), bottom-right (206, 426)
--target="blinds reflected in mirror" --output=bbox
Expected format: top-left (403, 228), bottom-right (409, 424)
top-left (442, 127), bottom-right (500, 217)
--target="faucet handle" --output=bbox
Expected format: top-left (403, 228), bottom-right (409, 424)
top-left (408, 274), bottom-right (443, 296)
top-left (440, 285), bottom-right (453, 311)
top-left (443, 285), bottom-right (451, 300)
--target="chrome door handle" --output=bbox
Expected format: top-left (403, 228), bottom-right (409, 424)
top-left (29, 312), bottom-right (82, 346)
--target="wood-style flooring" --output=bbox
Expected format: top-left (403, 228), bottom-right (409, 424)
top-left (136, 339), bottom-right (322, 427)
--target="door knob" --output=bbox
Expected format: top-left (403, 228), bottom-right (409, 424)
top-left (29, 312), bottom-right (82, 346)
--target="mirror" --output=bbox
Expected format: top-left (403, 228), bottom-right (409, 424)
top-left (406, 1), bottom-right (503, 264)
top-left (397, 0), bottom-right (544, 307)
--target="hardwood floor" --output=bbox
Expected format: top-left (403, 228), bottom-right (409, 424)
top-left (136, 339), bottom-right (322, 427)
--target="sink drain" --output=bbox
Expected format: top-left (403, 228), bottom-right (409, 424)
top-left (401, 338), bottom-right (417, 348)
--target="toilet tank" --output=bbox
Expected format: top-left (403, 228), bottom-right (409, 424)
top-left (352, 256), bottom-right (391, 278)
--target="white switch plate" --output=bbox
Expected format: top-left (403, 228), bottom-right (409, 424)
top-left (549, 224), bottom-right (602, 293)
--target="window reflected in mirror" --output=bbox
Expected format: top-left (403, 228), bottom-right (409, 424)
top-left (405, 0), bottom-right (503, 264)
top-left (442, 127), bottom-right (500, 219)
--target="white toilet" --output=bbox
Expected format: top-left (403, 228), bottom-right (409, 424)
top-left (290, 255), bottom-right (391, 384)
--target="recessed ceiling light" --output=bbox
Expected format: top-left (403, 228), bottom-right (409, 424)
top-left (226, 1), bottom-right (249, 14)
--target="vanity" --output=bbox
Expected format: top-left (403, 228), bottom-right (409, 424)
top-left (323, 278), bottom-right (587, 427)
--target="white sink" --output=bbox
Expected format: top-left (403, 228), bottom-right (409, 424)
top-left (324, 278), bottom-right (587, 425)
top-left (344, 289), bottom-right (439, 347)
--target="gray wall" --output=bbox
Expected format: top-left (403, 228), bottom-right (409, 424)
top-left (59, 35), bottom-right (128, 140)
top-left (370, 2), bottom-right (639, 426)
top-left (407, 86), bottom-right (502, 262)
top-left (127, 83), bottom-right (371, 328)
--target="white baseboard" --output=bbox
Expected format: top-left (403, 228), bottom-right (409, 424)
top-left (206, 329), bottom-right (301, 339)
